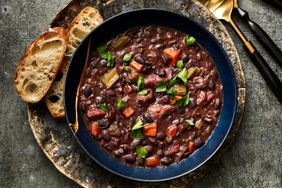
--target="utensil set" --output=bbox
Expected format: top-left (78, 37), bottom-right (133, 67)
top-left (199, 0), bottom-right (282, 104)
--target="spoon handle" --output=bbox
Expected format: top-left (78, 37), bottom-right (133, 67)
top-left (229, 20), bottom-right (282, 104)
top-left (235, 7), bottom-right (282, 67)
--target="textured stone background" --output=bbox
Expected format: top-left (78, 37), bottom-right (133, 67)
top-left (0, 0), bottom-right (281, 188)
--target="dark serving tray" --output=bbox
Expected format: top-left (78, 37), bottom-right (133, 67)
top-left (27, 0), bottom-right (246, 187)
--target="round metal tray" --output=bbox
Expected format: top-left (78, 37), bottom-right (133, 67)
top-left (27, 0), bottom-right (246, 187)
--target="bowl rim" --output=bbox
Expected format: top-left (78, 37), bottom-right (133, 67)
top-left (64, 8), bottom-right (238, 182)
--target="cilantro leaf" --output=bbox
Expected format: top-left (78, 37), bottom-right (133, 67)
top-left (98, 103), bottom-right (108, 112)
top-left (136, 146), bottom-right (148, 158)
top-left (131, 120), bottom-right (144, 139)
top-left (96, 44), bottom-right (107, 53)
top-left (131, 129), bottom-right (144, 139)
top-left (173, 93), bottom-right (190, 107)
top-left (185, 35), bottom-right (197, 46)
top-left (177, 68), bottom-right (188, 84)
top-left (107, 55), bottom-right (115, 67)
top-left (137, 76), bottom-right (144, 91)
top-left (167, 88), bottom-right (176, 98)
top-left (185, 119), bottom-right (194, 126)
top-left (132, 120), bottom-right (143, 130)
top-left (169, 68), bottom-right (188, 86)
top-left (124, 65), bottom-right (130, 71)
top-left (155, 81), bottom-right (166, 93)
top-left (169, 76), bottom-right (179, 86)
top-left (123, 54), bottom-right (132, 62)
top-left (117, 99), bottom-right (125, 110)
top-left (138, 89), bottom-right (149, 95)
top-left (176, 60), bottom-right (183, 69)
top-left (96, 44), bottom-right (115, 67)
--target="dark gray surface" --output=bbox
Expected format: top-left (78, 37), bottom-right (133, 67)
top-left (0, 0), bottom-right (281, 188)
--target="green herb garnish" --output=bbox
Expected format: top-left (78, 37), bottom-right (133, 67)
top-left (123, 54), bottom-right (132, 62)
top-left (96, 44), bottom-right (107, 54)
top-left (185, 35), bottom-right (197, 46)
top-left (177, 68), bottom-right (188, 84)
top-left (117, 99), bottom-right (125, 110)
top-left (96, 44), bottom-right (115, 67)
top-left (155, 81), bottom-right (166, 93)
top-left (98, 103), bottom-right (108, 112)
top-left (138, 89), bottom-right (149, 96)
top-left (131, 129), bottom-right (144, 139)
top-left (137, 76), bottom-right (144, 91)
top-left (185, 119), bottom-right (194, 126)
top-left (173, 93), bottom-right (190, 107)
top-left (131, 120), bottom-right (144, 139)
top-left (107, 56), bottom-right (115, 67)
top-left (169, 68), bottom-right (188, 85)
top-left (136, 146), bottom-right (148, 158)
top-left (132, 120), bottom-right (143, 130)
top-left (169, 76), bottom-right (179, 86)
top-left (176, 60), bottom-right (183, 69)
top-left (124, 65), bottom-right (130, 71)
top-left (126, 78), bottom-right (131, 83)
top-left (167, 88), bottom-right (176, 98)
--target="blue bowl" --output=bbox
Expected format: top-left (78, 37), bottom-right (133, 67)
top-left (65, 9), bottom-right (237, 182)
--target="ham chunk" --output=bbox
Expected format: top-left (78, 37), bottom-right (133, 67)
top-left (144, 74), bottom-right (162, 87)
top-left (136, 89), bottom-right (154, 104)
top-left (87, 107), bottom-right (105, 118)
top-left (164, 68), bottom-right (172, 81)
top-left (164, 144), bottom-right (180, 156)
top-left (148, 104), bottom-right (176, 121)
top-left (144, 68), bottom-right (173, 87)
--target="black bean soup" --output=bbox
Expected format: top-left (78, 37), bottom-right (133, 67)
top-left (79, 26), bottom-right (223, 167)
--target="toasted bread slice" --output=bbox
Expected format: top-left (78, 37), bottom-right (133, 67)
top-left (13, 27), bottom-right (67, 103)
top-left (44, 56), bottom-right (70, 119)
top-left (45, 7), bottom-right (103, 118)
top-left (67, 7), bottom-right (103, 53)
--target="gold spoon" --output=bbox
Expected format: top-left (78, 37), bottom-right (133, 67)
top-left (198, 0), bottom-right (282, 104)
top-left (69, 38), bottom-right (92, 133)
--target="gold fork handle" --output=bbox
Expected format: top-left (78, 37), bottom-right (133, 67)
top-left (229, 19), bottom-right (254, 53)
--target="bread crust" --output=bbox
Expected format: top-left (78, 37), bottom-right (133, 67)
top-left (44, 7), bottom-right (103, 119)
top-left (13, 27), bottom-right (67, 103)
top-left (44, 56), bottom-right (70, 119)
top-left (67, 7), bottom-right (103, 53)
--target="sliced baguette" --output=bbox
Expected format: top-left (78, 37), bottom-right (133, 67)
top-left (45, 7), bottom-right (103, 119)
top-left (44, 56), bottom-right (70, 119)
top-left (67, 7), bottom-right (103, 53)
top-left (13, 27), bottom-right (67, 103)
